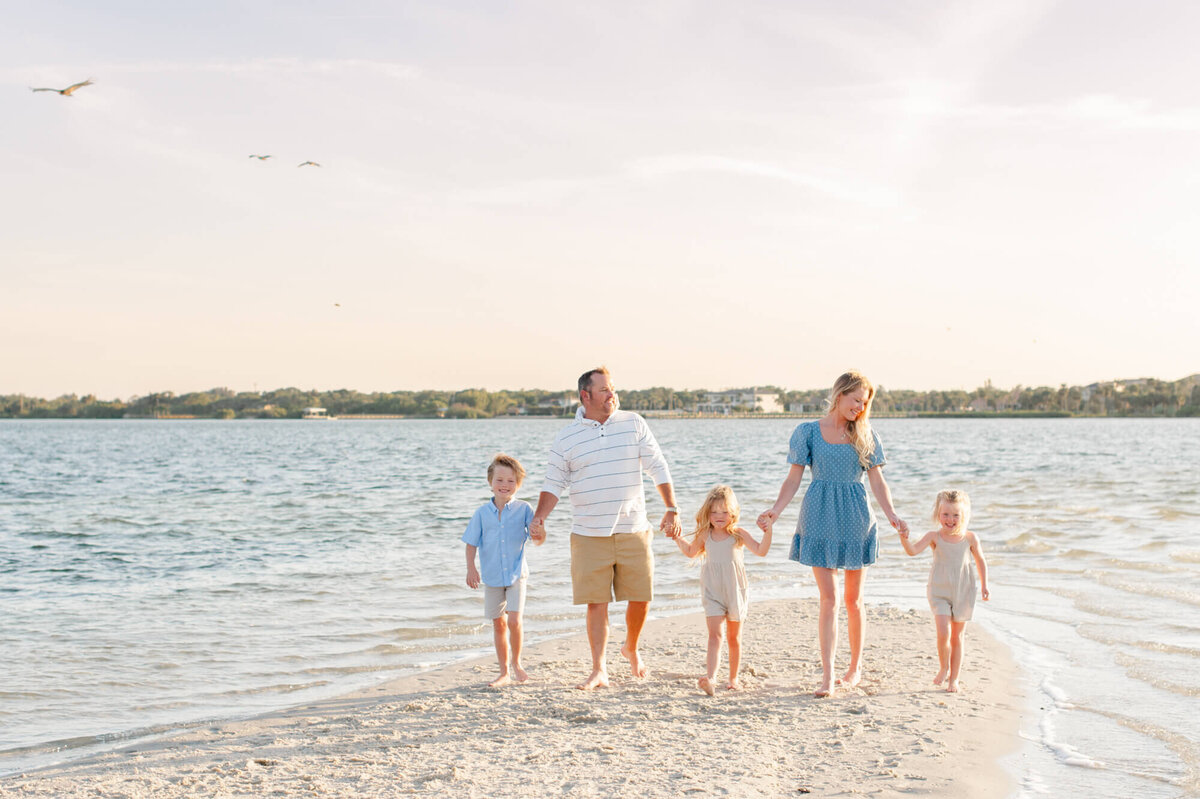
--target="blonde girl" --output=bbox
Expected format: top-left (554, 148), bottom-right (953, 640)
top-left (898, 489), bottom-right (990, 693)
top-left (673, 485), bottom-right (771, 695)
top-left (757, 370), bottom-right (908, 697)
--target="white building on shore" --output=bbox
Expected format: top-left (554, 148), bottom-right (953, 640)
top-left (695, 389), bottom-right (783, 414)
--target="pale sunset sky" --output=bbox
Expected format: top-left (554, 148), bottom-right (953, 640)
top-left (3, 1), bottom-right (1197, 399)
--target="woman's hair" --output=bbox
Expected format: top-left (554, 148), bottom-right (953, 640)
top-left (931, 489), bottom-right (971, 533)
top-left (826, 370), bottom-right (878, 468)
top-left (689, 485), bottom-right (742, 558)
top-left (487, 453), bottom-right (526, 486)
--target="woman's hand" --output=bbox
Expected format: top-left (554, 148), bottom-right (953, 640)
top-left (756, 509), bottom-right (777, 532)
top-left (887, 513), bottom-right (909, 536)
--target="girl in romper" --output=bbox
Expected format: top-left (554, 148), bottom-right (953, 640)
top-left (672, 485), bottom-right (771, 695)
top-left (899, 489), bottom-right (990, 692)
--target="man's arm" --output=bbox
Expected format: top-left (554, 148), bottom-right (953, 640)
top-left (655, 482), bottom-right (681, 538)
top-left (530, 492), bottom-right (558, 542)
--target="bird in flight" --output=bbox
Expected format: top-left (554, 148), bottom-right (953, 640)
top-left (249, 154), bottom-right (272, 160)
top-left (31, 79), bottom-right (94, 96)
top-left (297, 161), bottom-right (321, 168)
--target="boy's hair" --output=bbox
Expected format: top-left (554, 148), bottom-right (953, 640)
top-left (578, 366), bottom-right (611, 395)
top-left (932, 489), bottom-right (971, 533)
top-left (487, 453), bottom-right (526, 486)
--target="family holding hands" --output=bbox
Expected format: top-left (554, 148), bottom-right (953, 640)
top-left (463, 367), bottom-right (990, 696)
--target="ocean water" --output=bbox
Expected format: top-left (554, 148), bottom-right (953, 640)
top-left (1, 418), bottom-right (1197, 796)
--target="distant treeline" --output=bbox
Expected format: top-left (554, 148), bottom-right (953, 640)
top-left (2, 376), bottom-right (1199, 419)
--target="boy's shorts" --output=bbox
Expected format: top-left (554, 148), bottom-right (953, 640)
top-left (484, 577), bottom-right (526, 619)
top-left (570, 530), bottom-right (653, 605)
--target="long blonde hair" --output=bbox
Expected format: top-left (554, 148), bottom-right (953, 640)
top-left (827, 370), bottom-right (877, 468)
top-left (688, 485), bottom-right (742, 559)
top-left (932, 489), bottom-right (971, 534)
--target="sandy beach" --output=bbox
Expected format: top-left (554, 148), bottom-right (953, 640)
top-left (3, 599), bottom-right (1020, 798)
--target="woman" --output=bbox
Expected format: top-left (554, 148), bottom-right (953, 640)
top-left (757, 371), bottom-right (908, 697)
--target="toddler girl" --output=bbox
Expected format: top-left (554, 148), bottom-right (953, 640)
top-left (898, 489), bottom-right (990, 692)
top-left (672, 485), bottom-right (771, 695)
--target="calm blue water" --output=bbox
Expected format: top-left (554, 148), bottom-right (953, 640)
top-left (1, 418), bottom-right (1198, 797)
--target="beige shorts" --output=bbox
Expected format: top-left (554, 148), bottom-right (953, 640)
top-left (484, 577), bottom-right (526, 619)
top-left (570, 530), bottom-right (654, 605)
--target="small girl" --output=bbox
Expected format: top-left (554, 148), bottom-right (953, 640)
top-left (898, 489), bottom-right (990, 693)
top-left (672, 485), bottom-right (771, 695)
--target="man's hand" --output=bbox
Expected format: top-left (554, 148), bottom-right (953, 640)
top-left (530, 516), bottom-right (547, 542)
top-left (660, 510), bottom-right (682, 539)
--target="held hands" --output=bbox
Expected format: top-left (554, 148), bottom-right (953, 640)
top-left (466, 565), bottom-right (481, 590)
top-left (660, 510), bottom-right (682, 539)
top-left (887, 513), bottom-right (909, 536)
top-left (529, 517), bottom-right (546, 543)
top-left (756, 509), bottom-right (778, 533)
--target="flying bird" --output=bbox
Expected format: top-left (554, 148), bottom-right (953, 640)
top-left (31, 79), bottom-right (94, 96)
top-left (297, 161), bottom-right (321, 168)
top-left (248, 154), bottom-right (272, 160)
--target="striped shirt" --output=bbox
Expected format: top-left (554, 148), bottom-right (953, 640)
top-left (541, 407), bottom-right (673, 537)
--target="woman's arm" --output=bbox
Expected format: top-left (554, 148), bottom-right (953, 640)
top-left (969, 532), bottom-right (990, 599)
top-left (757, 464), bottom-right (805, 531)
top-left (736, 526), bottom-right (772, 557)
top-left (866, 466), bottom-right (908, 535)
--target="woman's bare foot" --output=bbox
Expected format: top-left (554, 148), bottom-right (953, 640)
top-left (946, 679), bottom-right (960, 693)
top-left (933, 668), bottom-right (948, 686)
top-left (621, 644), bottom-right (648, 678)
top-left (813, 679), bottom-right (834, 698)
top-left (513, 665), bottom-right (529, 683)
top-left (488, 673), bottom-right (511, 688)
top-left (576, 669), bottom-right (609, 690)
top-left (698, 677), bottom-right (715, 696)
top-left (726, 679), bottom-right (741, 691)
top-left (838, 669), bottom-right (862, 690)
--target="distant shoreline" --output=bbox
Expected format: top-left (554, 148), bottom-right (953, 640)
top-left (5, 412), bottom-right (1193, 421)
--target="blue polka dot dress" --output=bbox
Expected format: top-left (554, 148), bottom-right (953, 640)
top-left (786, 421), bottom-right (886, 570)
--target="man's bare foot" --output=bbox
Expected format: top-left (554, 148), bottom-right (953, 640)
top-left (933, 668), bottom-right (948, 686)
top-left (621, 644), bottom-right (648, 678)
top-left (513, 665), bottom-right (529, 683)
top-left (813, 679), bottom-right (834, 698)
top-left (698, 677), bottom-right (715, 696)
top-left (946, 679), bottom-right (960, 693)
top-left (488, 673), bottom-right (511, 688)
top-left (838, 669), bottom-right (862, 689)
top-left (576, 669), bottom-right (609, 690)
top-left (726, 679), bottom-right (741, 691)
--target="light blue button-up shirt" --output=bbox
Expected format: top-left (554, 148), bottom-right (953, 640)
top-left (461, 498), bottom-right (534, 587)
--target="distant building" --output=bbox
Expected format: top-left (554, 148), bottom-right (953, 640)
top-left (968, 397), bottom-right (990, 412)
top-left (695, 389), bottom-right (783, 414)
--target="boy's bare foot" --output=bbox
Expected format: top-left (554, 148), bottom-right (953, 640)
top-left (933, 668), bottom-right (948, 686)
top-left (838, 669), bottom-right (862, 689)
top-left (813, 679), bottom-right (833, 698)
top-left (946, 679), bottom-right (960, 693)
top-left (698, 677), bottom-right (715, 696)
top-left (576, 669), bottom-right (609, 690)
top-left (513, 665), bottom-right (529, 683)
top-left (726, 680), bottom-right (741, 691)
top-left (488, 673), bottom-right (511, 688)
top-left (621, 644), bottom-right (648, 678)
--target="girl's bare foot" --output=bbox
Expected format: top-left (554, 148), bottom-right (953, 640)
top-left (621, 644), bottom-right (648, 678)
top-left (838, 669), bottom-right (862, 689)
top-left (698, 677), bottom-right (715, 696)
top-left (513, 665), bottom-right (529, 683)
top-left (726, 679), bottom-right (741, 691)
top-left (933, 668), bottom-right (948, 686)
top-left (946, 679), bottom-right (960, 693)
top-left (488, 673), bottom-right (511, 688)
top-left (576, 669), bottom-right (609, 690)
top-left (813, 679), bottom-right (833, 698)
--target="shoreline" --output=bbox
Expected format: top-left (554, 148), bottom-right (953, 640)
top-left (4, 599), bottom-right (1022, 797)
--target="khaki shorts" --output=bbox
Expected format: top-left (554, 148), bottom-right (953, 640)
top-left (570, 530), bottom-right (654, 605)
top-left (484, 578), bottom-right (526, 619)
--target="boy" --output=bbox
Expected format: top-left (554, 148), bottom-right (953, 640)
top-left (463, 453), bottom-right (540, 687)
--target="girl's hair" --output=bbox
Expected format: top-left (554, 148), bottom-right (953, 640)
top-left (689, 485), bottom-right (742, 558)
top-left (932, 489), bottom-right (971, 533)
top-left (826, 370), bottom-right (878, 468)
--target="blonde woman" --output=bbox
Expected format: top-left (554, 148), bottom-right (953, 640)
top-left (757, 371), bottom-right (908, 697)
top-left (673, 485), bottom-right (771, 694)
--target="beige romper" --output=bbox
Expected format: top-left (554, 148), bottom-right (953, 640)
top-left (927, 534), bottom-right (977, 622)
top-left (701, 533), bottom-right (749, 621)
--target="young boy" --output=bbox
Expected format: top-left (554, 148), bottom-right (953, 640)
top-left (462, 453), bottom-right (540, 687)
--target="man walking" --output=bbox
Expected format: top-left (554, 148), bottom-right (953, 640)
top-left (530, 367), bottom-right (682, 690)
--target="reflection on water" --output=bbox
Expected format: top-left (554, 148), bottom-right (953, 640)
top-left (1, 418), bottom-right (1197, 796)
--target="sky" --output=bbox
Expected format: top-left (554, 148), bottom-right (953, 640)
top-left (3, 0), bottom-right (1198, 399)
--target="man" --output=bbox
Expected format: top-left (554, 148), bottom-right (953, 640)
top-left (530, 367), bottom-right (682, 690)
